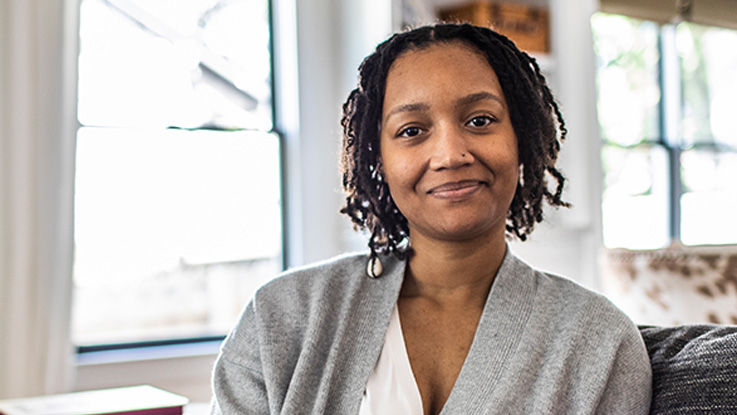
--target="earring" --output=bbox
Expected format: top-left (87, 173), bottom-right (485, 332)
top-left (518, 164), bottom-right (525, 186)
top-left (366, 255), bottom-right (383, 278)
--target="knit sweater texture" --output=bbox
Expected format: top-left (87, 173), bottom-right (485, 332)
top-left (210, 249), bottom-right (652, 414)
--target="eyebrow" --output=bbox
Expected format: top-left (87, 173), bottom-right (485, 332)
top-left (456, 91), bottom-right (505, 108)
top-left (384, 102), bottom-right (430, 120)
top-left (384, 91), bottom-right (505, 121)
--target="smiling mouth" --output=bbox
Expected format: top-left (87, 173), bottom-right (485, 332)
top-left (427, 180), bottom-right (488, 198)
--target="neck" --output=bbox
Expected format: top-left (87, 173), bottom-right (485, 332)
top-left (401, 230), bottom-right (507, 307)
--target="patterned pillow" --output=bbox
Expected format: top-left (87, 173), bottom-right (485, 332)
top-left (602, 246), bottom-right (737, 327)
top-left (639, 325), bottom-right (737, 414)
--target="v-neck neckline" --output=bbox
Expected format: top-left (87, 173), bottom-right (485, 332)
top-left (340, 248), bottom-right (536, 415)
top-left (437, 251), bottom-right (537, 414)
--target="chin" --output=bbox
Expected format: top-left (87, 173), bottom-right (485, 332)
top-left (432, 221), bottom-right (499, 242)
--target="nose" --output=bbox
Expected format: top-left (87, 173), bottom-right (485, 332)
top-left (428, 123), bottom-right (474, 170)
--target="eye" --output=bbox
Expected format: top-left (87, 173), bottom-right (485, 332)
top-left (398, 126), bottom-right (422, 138)
top-left (466, 115), bottom-right (495, 128)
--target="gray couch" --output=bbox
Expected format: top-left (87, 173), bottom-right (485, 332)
top-left (639, 325), bottom-right (737, 414)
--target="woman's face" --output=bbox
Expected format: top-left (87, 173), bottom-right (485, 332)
top-left (379, 41), bottom-right (519, 244)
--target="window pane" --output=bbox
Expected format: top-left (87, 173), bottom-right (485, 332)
top-left (678, 22), bottom-right (737, 147)
top-left (601, 145), bottom-right (670, 249)
top-left (72, 128), bottom-right (281, 345)
top-left (78, 0), bottom-right (272, 130)
top-left (680, 149), bottom-right (737, 245)
top-left (592, 13), bottom-right (660, 146)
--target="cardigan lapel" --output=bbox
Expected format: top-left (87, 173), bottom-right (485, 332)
top-left (439, 250), bottom-right (537, 414)
top-left (325, 253), bottom-right (406, 414)
top-left (320, 249), bottom-right (537, 414)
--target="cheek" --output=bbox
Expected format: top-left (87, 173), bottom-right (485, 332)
top-left (382, 163), bottom-right (408, 199)
top-left (504, 153), bottom-right (520, 188)
top-left (487, 142), bottom-right (520, 195)
top-left (498, 136), bottom-right (519, 174)
top-left (380, 143), bottom-right (403, 185)
top-left (382, 150), bottom-right (423, 189)
top-left (380, 158), bottom-right (419, 212)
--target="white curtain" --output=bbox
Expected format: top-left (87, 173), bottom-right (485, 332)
top-left (0, 0), bottom-right (78, 398)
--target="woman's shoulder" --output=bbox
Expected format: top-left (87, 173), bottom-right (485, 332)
top-left (262, 251), bottom-right (369, 286)
top-left (496, 255), bottom-right (651, 414)
top-left (253, 251), bottom-right (372, 305)
top-left (510, 254), bottom-right (638, 335)
top-left (223, 252), bottom-right (381, 352)
top-left (251, 251), bottom-right (406, 319)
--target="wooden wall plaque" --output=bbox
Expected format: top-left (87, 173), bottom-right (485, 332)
top-left (439, 1), bottom-right (550, 54)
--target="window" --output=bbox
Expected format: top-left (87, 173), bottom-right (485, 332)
top-left (73, 0), bottom-right (282, 349)
top-left (592, 13), bottom-right (737, 249)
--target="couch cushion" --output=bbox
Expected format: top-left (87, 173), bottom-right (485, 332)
top-left (639, 325), bottom-right (737, 414)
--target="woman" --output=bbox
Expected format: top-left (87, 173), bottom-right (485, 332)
top-left (211, 23), bottom-right (652, 414)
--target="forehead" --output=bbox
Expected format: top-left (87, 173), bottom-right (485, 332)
top-left (382, 41), bottom-right (505, 111)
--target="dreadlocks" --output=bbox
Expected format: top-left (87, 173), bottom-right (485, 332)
top-left (340, 23), bottom-right (570, 260)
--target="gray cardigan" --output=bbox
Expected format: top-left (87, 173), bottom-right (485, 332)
top-left (211, 249), bottom-right (652, 414)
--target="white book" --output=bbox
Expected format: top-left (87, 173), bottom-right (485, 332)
top-left (0, 385), bottom-right (188, 415)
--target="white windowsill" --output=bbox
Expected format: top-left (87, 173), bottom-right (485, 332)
top-left (75, 340), bottom-right (223, 366)
top-left (74, 340), bottom-right (221, 402)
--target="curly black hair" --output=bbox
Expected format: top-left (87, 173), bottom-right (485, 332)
top-left (340, 23), bottom-right (570, 261)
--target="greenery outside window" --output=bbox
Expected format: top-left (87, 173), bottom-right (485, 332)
top-left (592, 13), bottom-right (737, 249)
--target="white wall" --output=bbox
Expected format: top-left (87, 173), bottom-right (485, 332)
top-left (284, 0), bottom-right (394, 266)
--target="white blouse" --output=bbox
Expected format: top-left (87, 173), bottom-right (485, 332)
top-left (359, 304), bottom-right (424, 415)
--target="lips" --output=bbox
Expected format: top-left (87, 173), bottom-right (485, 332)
top-left (427, 180), bottom-right (487, 199)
